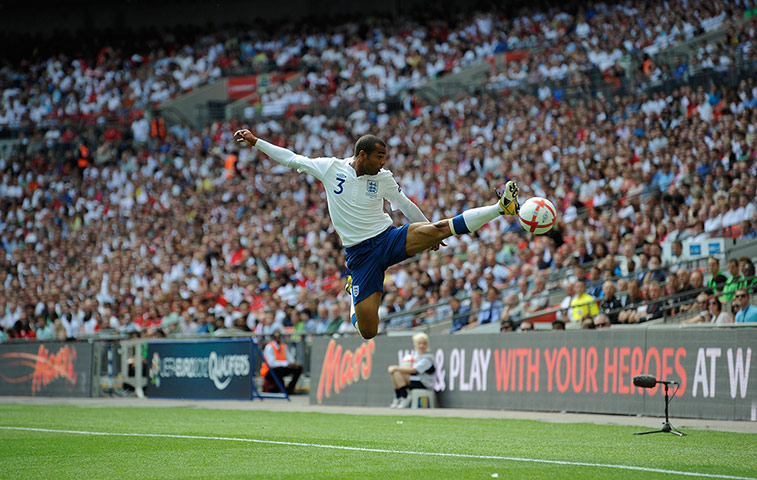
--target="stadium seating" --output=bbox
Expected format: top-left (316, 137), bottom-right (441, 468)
top-left (0, 1), bottom-right (756, 345)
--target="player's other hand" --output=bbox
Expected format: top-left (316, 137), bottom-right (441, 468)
top-left (430, 241), bottom-right (447, 252)
top-left (234, 128), bottom-right (258, 146)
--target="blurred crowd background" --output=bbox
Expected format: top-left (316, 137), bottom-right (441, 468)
top-left (1, 0), bottom-right (756, 344)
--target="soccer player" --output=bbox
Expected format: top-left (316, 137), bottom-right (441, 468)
top-left (234, 129), bottom-right (519, 339)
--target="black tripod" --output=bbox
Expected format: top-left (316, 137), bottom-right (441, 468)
top-left (634, 382), bottom-right (685, 436)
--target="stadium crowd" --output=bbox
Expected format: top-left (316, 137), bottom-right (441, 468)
top-left (1, 1), bottom-right (757, 343)
top-left (2, 0), bottom-right (752, 127)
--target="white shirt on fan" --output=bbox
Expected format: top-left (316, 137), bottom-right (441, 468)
top-left (255, 140), bottom-right (428, 247)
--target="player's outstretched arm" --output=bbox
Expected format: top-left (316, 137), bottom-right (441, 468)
top-left (234, 129), bottom-right (258, 147)
top-left (234, 128), bottom-right (301, 168)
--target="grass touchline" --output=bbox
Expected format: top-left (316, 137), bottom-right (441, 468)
top-left (2, 425), bottom-right (755, 480)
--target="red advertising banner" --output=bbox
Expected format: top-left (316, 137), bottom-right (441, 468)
top-left (310, 328), bottom-right (756, 421)
top-left (227, 73), bottom-right (298, 100)
top-left (0, 342), bottom-right (93, 397)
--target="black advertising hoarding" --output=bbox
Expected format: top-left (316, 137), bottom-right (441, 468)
top-left (309, 329), bottom-right (756, 421)
top-left (0, 342), bottom-right (93, 397)
top-left (145, 339), bottom-right (252, 399)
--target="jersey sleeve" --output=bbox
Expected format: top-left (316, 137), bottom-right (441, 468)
top-left (255, 139), bottom-right (335, 181)
top-left (413, 354), bottom-right (434, 374)
top-left (383, 175), bottom-right (429, 223)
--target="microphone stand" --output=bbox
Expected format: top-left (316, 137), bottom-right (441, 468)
top-left (634, 382), bottom-right (685, 436)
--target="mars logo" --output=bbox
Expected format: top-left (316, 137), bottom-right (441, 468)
top-left (317, 339), bottom-right (375, 404)
top-left (0, 344), bottom-right (78, 394)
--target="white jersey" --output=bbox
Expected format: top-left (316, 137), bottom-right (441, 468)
top-left (256, 140), bottom-right (427, 247)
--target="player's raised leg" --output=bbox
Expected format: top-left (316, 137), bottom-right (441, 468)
top-left (353, 292), bottom-right (382, 339)
top-left (345, 273), bottom-right (381, 339)
top-left (405, 181), bottom-right (519, 256)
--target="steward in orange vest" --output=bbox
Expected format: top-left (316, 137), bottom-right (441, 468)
top-left (150, 117), bottom-right (166, 140)
top-left (77, 144), bottom-right (90, 169)
top-left (261, 330), bottom-right (302, 394)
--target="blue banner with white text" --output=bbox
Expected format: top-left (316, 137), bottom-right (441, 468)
top-left (146, 340), bottom-right (252, 399)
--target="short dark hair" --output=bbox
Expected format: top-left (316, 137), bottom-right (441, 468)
top-left (354, 135), bottom-right (386, 157)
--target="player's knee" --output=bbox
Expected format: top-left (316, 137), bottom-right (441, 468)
top-left (431, 220), bottom-right (450, 237)
top-left (359, 324), bottom-right (378, 339)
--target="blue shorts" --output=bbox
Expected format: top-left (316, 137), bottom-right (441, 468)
top-left (345, 225), bottom-right (410, 305)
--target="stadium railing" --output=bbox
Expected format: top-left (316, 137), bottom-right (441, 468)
top-left (380, 237), bottom-right (757, 332)
top-left (623, 16), bottom-right (751, 79)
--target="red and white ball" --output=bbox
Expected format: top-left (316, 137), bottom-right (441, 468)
top-left (518, 197), bottom-right (557, 234)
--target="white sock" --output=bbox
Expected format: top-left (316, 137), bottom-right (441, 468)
top-left (350, 297), bottom-right (362, 336)
top-left (448, 204), bottom-right (501, 235)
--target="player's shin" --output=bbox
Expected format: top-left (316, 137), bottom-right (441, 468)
top-left (447, 204), bottom-right (502, 235)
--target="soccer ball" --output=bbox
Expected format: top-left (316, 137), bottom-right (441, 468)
top-left (401, 354), bottom-right (414, 367)
top-left (518, 197), bottom-right (557, 234)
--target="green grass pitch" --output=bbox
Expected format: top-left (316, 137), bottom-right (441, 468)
top-left (0, 404), bottom-right (755, 479)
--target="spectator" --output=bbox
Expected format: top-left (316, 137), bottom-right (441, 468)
top-left (637, 281), bottom-right (666, 323)
top-left (740, 261), bottom-right (756, 293)
top-left (734, 289), bottom-right (757, 323)
top-left (634, 253), bottom-right (650, 284)
top-left (387, 333), bottom-right (435, 409)
top-left (570, 281), bottom-right (599, 324)
top-left (706, 256), bottom-right (728, 295)
top-left (551, 319), bottom-right (565, 330)
top-left (706, 297), bottom-right (733, 324)
top-left (666, 240), bottom-right (685, 266)
top-left (313, 305), bottom-right (331, 334)
top-left (524, 277), bottom-right (549, 314)
top-left (260, 329), bottom-right (302, 395)
top-left (683, 293), bottom-right (713, 324)
top-left (688, 271), bottom-right (706, 297)
top-left (742, 220), bottom-right (757, 239)
top-left (448, 297), bottom-right (472, 333)
top-left (459, 290), bottom-right (484, 330)
top-left (429, 283), bottom-right (455, 324)
top-left (500, 318), bottom-right (515, 332)
top-left (519, 320), bottom-right (534, 332)
top-left (676, 274), bottom-right (697, 313)
top-left (324, 304), bottom-right (345, 335)
top-left (599, 281), bottom-right (623, 324)
top-left (719, 258), bottom-right (741, 303)
top-left (337, 313), bottom-right (357, 335)
top-left (664, 273), bottom-right (687, 316)
top-left (387, 295), bottom-right (416, 330)
top-left (35, 318), bottom-right (55, 340)
top-left (586, 266), bottom-right (603, 298)
top-left (642, 255), bottom-right (667, 285)
top-left (593, 314), bottom-right (611, 329)
top-left (556, 283), bottom-right (575, 323)
top-left (477, 287), bottom-right (504, 326)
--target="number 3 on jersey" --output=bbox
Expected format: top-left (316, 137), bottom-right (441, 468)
top-left (334, 176), bottom-right (346, 194)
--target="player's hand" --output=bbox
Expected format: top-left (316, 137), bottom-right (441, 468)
top-left (234, 128), bottom-right (258, 146)
top-left (430, 241), bottom-right (447, 251)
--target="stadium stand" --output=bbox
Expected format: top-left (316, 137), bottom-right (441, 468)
top-left (1, 0), bottom-right (756, 347)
